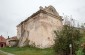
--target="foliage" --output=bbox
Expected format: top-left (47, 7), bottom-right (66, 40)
top-left (79, 31), bottom-right (85, 55)
top-left (76, 48), bottom-right (84, 55)
top-left (53, 25), bottom-right (82, 55)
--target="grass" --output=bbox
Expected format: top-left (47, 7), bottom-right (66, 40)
top-left (0, 47), bottom-right (54, 55)
top-left (0, 51), bottom-right (6, 55)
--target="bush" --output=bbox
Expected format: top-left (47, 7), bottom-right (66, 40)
top-left (76, 48), bottom-right (84, 55)
top-left (53, 25), bottom-right (82, 55)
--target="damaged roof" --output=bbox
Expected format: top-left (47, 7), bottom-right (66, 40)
top-left (17, 5), bottom-right (62, 27)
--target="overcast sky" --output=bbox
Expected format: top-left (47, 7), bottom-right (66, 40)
top-left (0, 0), bottom-right (85, 38)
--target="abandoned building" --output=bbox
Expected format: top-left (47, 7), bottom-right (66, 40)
top-left (17, 5), bottom-right (63, 48)
top-left (0, 35), bottom-right (6, 48)
top-left (6, 36), bottom-right (18, 47)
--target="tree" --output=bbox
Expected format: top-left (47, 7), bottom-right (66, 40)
top-left (53, 25), bottom-right (82, 55)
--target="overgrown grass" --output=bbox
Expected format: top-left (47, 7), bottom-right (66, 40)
top-left (0, 47), bottom-right (54, 55)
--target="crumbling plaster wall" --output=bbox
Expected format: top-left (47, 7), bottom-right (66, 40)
top-left (17, 13), bottom-right (63, 48)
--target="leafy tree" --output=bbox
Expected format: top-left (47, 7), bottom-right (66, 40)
top-left (53, 25), bottom-right (82, 55)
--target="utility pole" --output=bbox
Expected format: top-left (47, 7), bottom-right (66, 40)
top-left (69, 44), bottom-right (72, 55)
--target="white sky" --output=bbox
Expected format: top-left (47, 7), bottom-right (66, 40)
top-left (0, 0), bottom-right (85, 38)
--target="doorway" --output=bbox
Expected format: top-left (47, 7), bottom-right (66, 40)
top-left (1, 44), bottom-right (3, 47)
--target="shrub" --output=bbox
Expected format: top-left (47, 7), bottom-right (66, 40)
top-left (53, 25), bottom-right (82, 55)
top-left (76, 48), bottom-right (84, 55)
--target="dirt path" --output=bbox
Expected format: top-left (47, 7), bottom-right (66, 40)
top-left (0, 50), bottom-right (15, 55)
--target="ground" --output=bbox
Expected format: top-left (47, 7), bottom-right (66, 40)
top-left (0, 51), bottom-right (6, 55)
top-left (0, 47), bottom-right (54, 55)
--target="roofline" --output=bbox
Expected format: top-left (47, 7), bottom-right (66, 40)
top-left (17, 9), bottom-right (62, 27)
top-left (17, 9), bottom-right (42, 27)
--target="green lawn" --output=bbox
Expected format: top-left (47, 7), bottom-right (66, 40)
top-left (0, 47), bottom-right (54, 55)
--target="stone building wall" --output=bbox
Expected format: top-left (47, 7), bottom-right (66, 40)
top-left (17, 6), bottom-right (63, 48)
